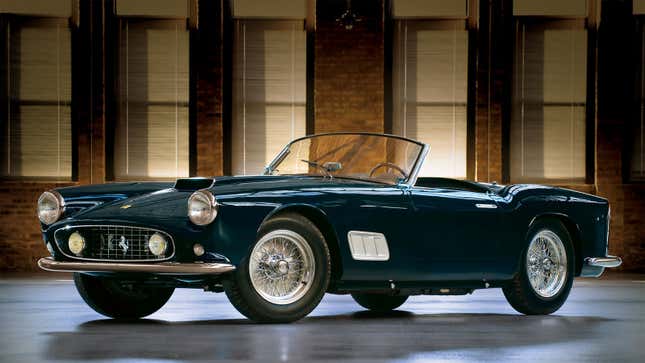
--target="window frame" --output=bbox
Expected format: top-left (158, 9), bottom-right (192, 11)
top-left (507, 16), bottom-right (596, 185)
top-left (388, 18), bottom-right (474, 180)
top-left (0, 14), bottom-right (75, 182)
top-left (229, 18), bottom-right (309, 176)
top-left (106, 15), bottom-right (192, 182)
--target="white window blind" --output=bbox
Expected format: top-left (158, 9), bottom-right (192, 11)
top-left (393, 20), bottom-right (468, 178)
top-left (1, 18), bottom-right (71, 178)
top-left (632, 21), bottom-right (645, 181)
top-left (510, 20), bottom-right (587, 183)
top-left (232, 20), bottom-right (306, 175)
top-left (114, 19), bottom-right (189, 180)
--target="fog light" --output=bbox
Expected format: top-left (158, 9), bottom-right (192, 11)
top-left (148, 233), bottom-right (168, 257)
top-left (68, 232), bottom-right (85, 255)
top-left (193, 243), bottom-right (205, 256)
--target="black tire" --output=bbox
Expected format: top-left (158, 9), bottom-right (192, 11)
top-left (223, 213), bottom-right (331, 323)
top-left (503, 218), bottom-right (575, 315)
top-left (73, 273), bottom-right (174, 319)
top-left (351, 293), bottom-right (408, 313)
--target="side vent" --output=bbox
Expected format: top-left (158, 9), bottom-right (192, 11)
top-left (347, 231), bottom-right (390, 261)
top-left (174, 177), bottom-right (215, 191)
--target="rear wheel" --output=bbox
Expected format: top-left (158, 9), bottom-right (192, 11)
top-left (351, 293), bottom-right (408, 313)
top-left (503, 218), bottom-right (574, 315)
top-left (223, 213), bottom-right (331, 323)
top-left (73, 273), bottom-right (174, 319)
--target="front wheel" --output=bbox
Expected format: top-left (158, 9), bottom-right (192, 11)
top-left (73, 273), bottom-right (174, 319)
top-left (352, 293), bottom-right (408, 313)
top-left (223, 213), bottom-right (331, 323)
top-left (503, 218), bottom-right (574, 315)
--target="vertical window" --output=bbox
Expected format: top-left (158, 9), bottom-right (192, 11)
top-left (510, 20), bottom-right (587, 183)
top-left (232, 20), bottom-right (306, 175)
top-left (0, 18), bottom-right (71, 178)
top-left (113, 19), bottom-right (189, 179)
top-left (632, 20), bottom-right (645, 181)
top-left (392, 20), bottom-right (468, 178)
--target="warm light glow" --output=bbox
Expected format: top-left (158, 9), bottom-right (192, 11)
top-left (148, 233), bottom-right (168, 256)
top-left (68, 232), bottom-right (85, 255)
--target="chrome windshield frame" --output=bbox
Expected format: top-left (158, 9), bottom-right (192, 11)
top-left (264, 132), bottom-right (429, 186)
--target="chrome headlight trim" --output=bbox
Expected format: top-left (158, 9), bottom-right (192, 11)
top-left (37, 190), bottom-right (65, 225)
top-left (188, 189), bottom-right (218, 226)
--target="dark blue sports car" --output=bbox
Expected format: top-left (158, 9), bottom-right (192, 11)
top-left (37, 133), bottom-right (621, 322)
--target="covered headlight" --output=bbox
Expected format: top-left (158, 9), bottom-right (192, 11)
top-left (37, 191), bottom-right (64, 225)
top-left (148, 233), bottom-right (168, 256)
top-left (188, 190), bottom-right (218, 225)
top-left (68, 231), bottom-right (85, 255)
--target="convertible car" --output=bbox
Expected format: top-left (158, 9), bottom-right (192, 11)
top-left (37, 133), bottom-right (621, 322)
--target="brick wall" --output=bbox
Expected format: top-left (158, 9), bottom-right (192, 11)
top-left (0, 182), bottom-right (76, 271)
top-left (1, 0), bottom-right (644, 272)
top-left (473, 0), bottom-right (512, 183)
top-left (193, 0), bottom-right (226, 177)
top-left (593, 0), bottom-right (645, 270)
top-left (0, 0), bottom-right (228, 272)
top-left (314, 0), bottom-right (385, 133)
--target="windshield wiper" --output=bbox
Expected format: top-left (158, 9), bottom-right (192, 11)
top-left (300, 159), bottom-right (333, 178)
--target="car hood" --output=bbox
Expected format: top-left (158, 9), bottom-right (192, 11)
top-left (53, 175), bottom-right (381, 225)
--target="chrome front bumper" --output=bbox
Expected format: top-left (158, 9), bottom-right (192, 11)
top-left (38, 257), bottom-right (236, 275)
top-left (581, 255), bottom-right (622, 277)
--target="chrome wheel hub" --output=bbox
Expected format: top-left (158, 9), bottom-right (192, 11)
top-left (526, 230), bottom-right (567, 298)
top-left (249, 229), bottom-right (315, 305)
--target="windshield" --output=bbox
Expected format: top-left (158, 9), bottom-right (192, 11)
top-left (265, 133), bottom-right (428, 185)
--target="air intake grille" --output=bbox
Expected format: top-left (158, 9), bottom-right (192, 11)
top-left (54, 225), bottom-right (174, 261)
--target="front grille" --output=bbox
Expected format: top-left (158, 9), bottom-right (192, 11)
top-left (54, 225), bottom-right (174, 261)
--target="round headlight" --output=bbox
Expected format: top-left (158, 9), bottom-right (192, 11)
top-left (148, 233), bottom-right (168, 256)
top-left (38, 191), bottom-right (64, 225)
top-left (188, 190), bottom-right (218, 225)
top-left (68, 231), bottom-right (85, 255)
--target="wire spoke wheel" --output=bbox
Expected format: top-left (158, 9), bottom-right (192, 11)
top-left (526, 230), bottom-right (568, 298)
top-left (249, 229), bottom-right (316, 305)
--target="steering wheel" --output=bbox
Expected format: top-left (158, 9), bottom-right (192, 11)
top-left (369, 162), bottom-right (407, 179)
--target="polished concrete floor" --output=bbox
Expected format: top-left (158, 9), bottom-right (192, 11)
top-left (0, 274), bottom-right (643, 362)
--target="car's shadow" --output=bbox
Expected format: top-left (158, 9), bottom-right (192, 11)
top-left (43, 311), bottom-right (614, 361)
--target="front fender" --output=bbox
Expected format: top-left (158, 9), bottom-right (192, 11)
top-left (209, 201), bottom-right (279, 266)
top-left (211, 202), bottom-right (339, 268)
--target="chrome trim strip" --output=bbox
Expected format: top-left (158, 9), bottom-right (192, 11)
top-left (53, 225), bottom-right (175, 262)
top-left (475, 203), bottom-right (498, 209)
top-left (65, 201), bottom-right (101, 207)
top-left (38, 257), bottom-right (236, 275)
top-left (585, 255), bottom-right (622, 268)
top-left (403, 144), bottom-right (430, 188)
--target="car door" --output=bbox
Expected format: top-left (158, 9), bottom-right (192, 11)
top-left (336, 185), bottom-right (419, 282)
top-left (408, 186), bottom-right (504, 281)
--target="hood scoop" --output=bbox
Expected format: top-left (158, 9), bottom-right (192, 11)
top-left (173, 177), bottom-right (215, 191)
